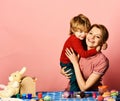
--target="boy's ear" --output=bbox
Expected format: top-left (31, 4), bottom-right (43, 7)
top-left (71, 28), bottom-right (75, 33)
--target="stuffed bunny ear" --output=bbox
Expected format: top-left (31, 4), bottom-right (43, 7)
top-left (20, 67), bottom-right (26, 75)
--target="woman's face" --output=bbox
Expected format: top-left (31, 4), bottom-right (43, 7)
top-left (86, 27), bottom-right (103, 49)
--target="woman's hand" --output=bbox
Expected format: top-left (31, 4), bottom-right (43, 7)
top-left (65, 48), bottom-right (79, 64)
top-left (60, 67), bottom-right (72, 79)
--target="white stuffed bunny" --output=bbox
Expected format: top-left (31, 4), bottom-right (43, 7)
top-left (0, 67), bottom-right (26, 98)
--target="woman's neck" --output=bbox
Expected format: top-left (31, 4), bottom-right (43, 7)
top-left (87, 47), bottom-right (93, 50)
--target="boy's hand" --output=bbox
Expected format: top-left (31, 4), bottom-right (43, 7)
top-left (96, 43), bottom-right (108, 52)
top-left (96, 46), bottom-right (101, 52)
top-left (102, 43), bottom-right (108, 50)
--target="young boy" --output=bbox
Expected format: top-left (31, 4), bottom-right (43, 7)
top-left (60, 14), bottom-right (100, 91)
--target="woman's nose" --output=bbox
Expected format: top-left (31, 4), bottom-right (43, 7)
top-left (90, 35), bottom-right (95, 39)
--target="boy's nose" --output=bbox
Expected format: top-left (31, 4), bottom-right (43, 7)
top-left (80, 32), bottom-right (85, 35)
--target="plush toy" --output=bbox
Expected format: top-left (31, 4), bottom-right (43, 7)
top-left (20, 76), bottom-right (37, 97)
top-left (0, 67), bottom-right (26, 98)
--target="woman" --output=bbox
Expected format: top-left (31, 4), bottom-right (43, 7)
top-left (61, 24), bottom-right (109, 91)
top-left (60, 14), bottom-right (100, 91)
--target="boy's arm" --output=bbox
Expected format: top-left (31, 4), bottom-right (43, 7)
top-left (72, 39), bottom-right (98, 58)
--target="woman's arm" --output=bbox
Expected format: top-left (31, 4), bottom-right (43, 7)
top-left (65, 48), bottom-right (102, 91)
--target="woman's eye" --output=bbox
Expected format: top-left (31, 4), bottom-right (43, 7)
top-left (96, 36), bottom-right (100, 38)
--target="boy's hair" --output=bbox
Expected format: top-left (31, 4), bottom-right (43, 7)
top-left (69, 14), bottom-right (91, 35)
top-left (90, 24), bottom-right (109, 44)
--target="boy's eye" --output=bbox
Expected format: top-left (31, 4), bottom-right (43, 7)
top-left (76, 29), bottom-right (82, 33)
top-left (80, 30), bottom-right (83, 33)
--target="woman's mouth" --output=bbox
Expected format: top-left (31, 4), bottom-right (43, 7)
top-left (87, 38), bottom-right (95, 43)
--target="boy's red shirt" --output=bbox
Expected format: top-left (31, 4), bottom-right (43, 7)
top-left (60, 34), bottom-right (97, 64)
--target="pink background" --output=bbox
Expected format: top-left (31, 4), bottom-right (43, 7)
top-left (0, 0), bottom-right (120, 91)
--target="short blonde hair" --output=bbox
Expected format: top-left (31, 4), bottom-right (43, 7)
top-left (69, 14), bottom-right (91, 35)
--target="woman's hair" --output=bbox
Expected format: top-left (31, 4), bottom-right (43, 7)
top-left (69, 14), bottom-right (91, 35)
top-left (90, 24), bottom-right (109, 44)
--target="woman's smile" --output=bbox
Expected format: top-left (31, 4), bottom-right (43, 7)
top-left (86, 27), bottom-right (103, 49)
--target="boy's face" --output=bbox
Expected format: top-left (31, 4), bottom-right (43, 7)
top-left (74, 31), bottom-right (87, 40)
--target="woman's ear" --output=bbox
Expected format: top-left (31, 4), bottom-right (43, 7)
top-left (102, 42), bottom-right (108, 50)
